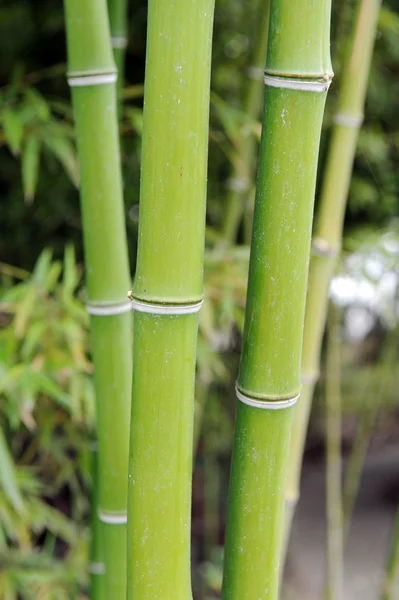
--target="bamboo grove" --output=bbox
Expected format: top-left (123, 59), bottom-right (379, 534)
top-left (59, 0), bottom-right (395, 598)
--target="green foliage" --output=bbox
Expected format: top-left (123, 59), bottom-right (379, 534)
top-left (0, 75), bottom-right (79, 202)
top-left (0, 249), bottom-right (94, 598)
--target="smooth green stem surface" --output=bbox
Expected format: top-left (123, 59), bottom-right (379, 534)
top-left (127, 1), bottom-right (215, 597)
top-left (222, 1), bottom-right (332, 598)
top-left (128, 314), bottom-right (197, 599)
top-left (63, 1), bottom-right (132, 596)
top-left (325, 305), bottom-right (343, 600)
top-left (223, 404), bottom-right (293, 598)
top-left (284, 0), bottom-right (382, 554)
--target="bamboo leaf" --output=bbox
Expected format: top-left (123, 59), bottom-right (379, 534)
top-left (21, 137), bottom-right (41, 203)
top-left (0, 427), bottom-right (24, 514)
top-left (32, 249), bottom-right (53, 287)
top-left (43, 133), bottom-right (79, 187)
top-left (2, 110), bottom-right (23, 156)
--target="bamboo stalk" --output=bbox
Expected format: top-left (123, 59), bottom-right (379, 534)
top-left (284, 0), bottom-right (382, 550)
top-left (63, 1), bottom-right (132, 596)
top-left (107, 0), bottom-right (128, 105)
top-left (223, 0), bottom-right (271, 244)
top-left (89, 445), bottom-right (105, 600)
top-left (380, 506), bottom-right (399, 600)
top-left (221, 2), bottom-right (333, 598)
top-left (126, 1), bottom-right (215, 597)
top-left (343, 335), bottom-right (398, 538)
top-left (325, 303), bottom-right (343, 600)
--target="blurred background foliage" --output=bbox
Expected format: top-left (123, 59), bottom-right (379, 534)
top-left (0, 0), bottom-right (399, 597)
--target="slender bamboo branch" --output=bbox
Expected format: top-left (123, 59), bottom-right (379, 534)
top-left (107, 0), bottom-right (128, 107)
top-left (63, 1), bottom-right (132, 596)
top-left (126, 1), bottom-right (215, 597)
top-left (325, 303), bottom-right (343, 600)
top-left (221, 2), bottom-right (333, 598)
top-left (380, 506), bottom-right (399, 600)
top-left (88, 445), bottom-right (105, 600)
top-left (343, 335), bottom-right (398, 538)
top-left (223, 0), bottom-right (271, 244)
top-left (284, 0), bottom-right (382, 551)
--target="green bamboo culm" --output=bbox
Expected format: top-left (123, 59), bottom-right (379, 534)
top-left (325, 303), bottom-right (343, 600)
top-left (63, 1), bottom-right (132, 597)
top-left (126, 1), bottom-right (215, 598)
top-left (89, 445), bottom-right (105, 600)
top-left (223, 0), bottom-right (271, 244)
top-left (107, 0), bottom-right (128, 104)
top-left (284, 0), bottom-right (382, 548)
top-left (221, 2), bottom-right (333, 599)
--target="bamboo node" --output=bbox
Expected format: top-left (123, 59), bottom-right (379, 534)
top-left (86, 300), bottom-right (133, 316)
top-left (127, 295), bottom-right (203, 315)
top-left (88, 562), bottom-right (106, 575)
top-left (98, 511), bottom-right (127, 525)
top-left (235, 385), bottom-right (299, 410)
top-left (67, 72), bottom-right (117, 88)
top-left (333, 112), bottom-right (363, 129)
top-left (312, 237), bottom-right (339, 258)
top-left (264, 73), bottom-right (332, 93)
top-left (111, 36), bottom-right (128, 49)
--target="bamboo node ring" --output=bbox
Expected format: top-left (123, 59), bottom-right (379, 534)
top-left (127, 293), bottom-right (203, 315)
top-left (264, 73), bottom-right (332, 93)
top-left (86, 300), bottom-right (133, 316)
top-left (235, 385), bottom-right (299, 410)
top-left (333, 112), bottom-right (363, 128)
top-left (88, 562), bottom-right (106, 575)
top-left (98, 511), bottom-right (127, 525)
top-left (312, 237), bottom-right (339, 258)
top-left (67, 72), bottom-right (118, 87)
top-left (111, 36), bottom-right (128, 49)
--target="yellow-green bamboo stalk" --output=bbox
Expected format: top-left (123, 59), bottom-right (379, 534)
top-left (284, 0), bottom-right (382, 548)
top-left (63, 1), bottom-right (132, 596)
top-left (223, 0), bottom-right (271, 244)
top-left (325, 303), bottom-right (343, 600)
top-left (221, 2), bottom-right (333, 598)
top-left (126, 1), bottom-right (215, 597)
top-left (107, 0), bottom-right (128, 107)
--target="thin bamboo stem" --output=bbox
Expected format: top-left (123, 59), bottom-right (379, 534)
top-left (380, 506), bottom-right (399, 600)
top-left (223, 0), bottom-right (271, 244)
top-left (107, 0), bottom-right (128, 108)
top-left (343, 336), bottom-right (398, 538)
top-left (221, 2), bottom-right (333, 598)
top-left (63, 1), bottom-right (132, 596)
top-left (89, 445), bottom-right (105, 600)
top-left (126, 1), bottom-right (215, 597)
top-left (284, 0), bottom-right (382, 552)
top-left (325, 303), bottom-right (344, 600)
